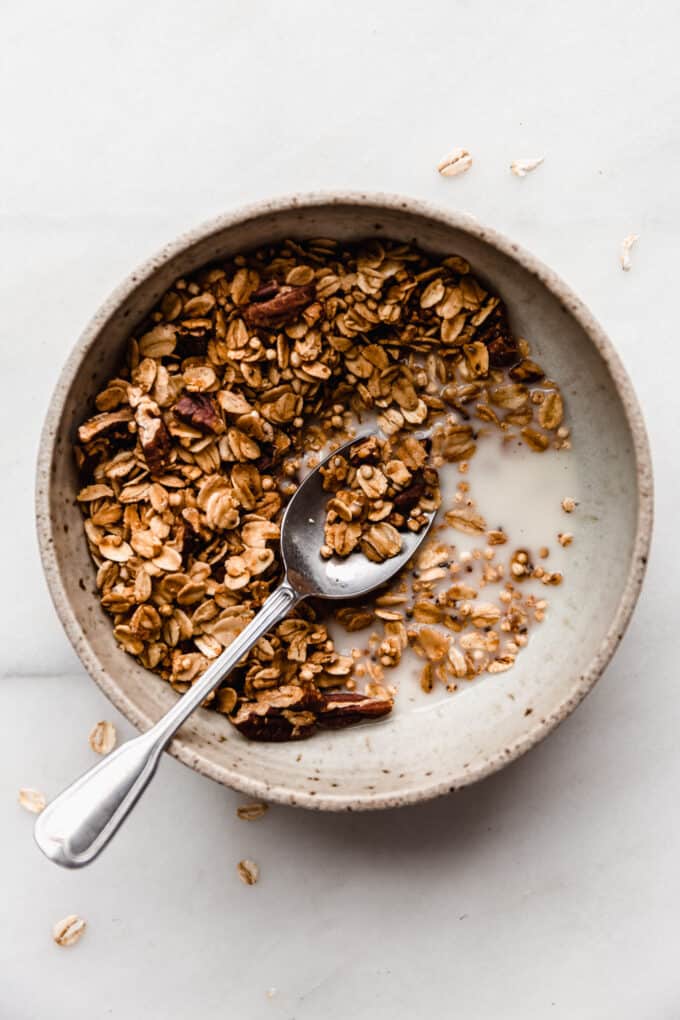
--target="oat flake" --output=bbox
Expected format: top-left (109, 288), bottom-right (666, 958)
top-left (620, 233), bottom-right (639, 271)
top-left (53, 915), bottom-right (87, 947)
top-left (18, 787), bottom-right (46, 814)
top-left (238, 859), bottom-right (259, 885)
top-left (510, 157), bottom-right (544, 177)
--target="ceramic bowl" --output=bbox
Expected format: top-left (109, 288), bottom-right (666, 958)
top-left (36, 193), bottom-right (653, 810)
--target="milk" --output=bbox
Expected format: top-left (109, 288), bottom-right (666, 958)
top-left (318, 431), bottom-right (582, 707)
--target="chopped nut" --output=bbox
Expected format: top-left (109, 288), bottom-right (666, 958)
top-left (173, 393), bottom-right (223, 433)
top-left (561, 497), bottom-right (577, 513)
top-left (244, 282), bottom-right (316, 328)
top-left (558, 532), bottom-right (573, 547)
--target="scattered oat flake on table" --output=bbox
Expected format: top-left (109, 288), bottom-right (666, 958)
top-left (437, 147), bottom-right (473, 177)
top-left (18, 787), bottom-right (46, 814)
top-left (237, 802), bottom-right (269, 821)
top-left (89, 720), bottom-right (117, 755)
top-left (620, 233), bottom-right (639, 271)
top-left (53, 915), bottom-right (87, 947)
top-left (238, 859), bottom-right (259, 885)
top-left (510, 157), bottom-right (544, 177)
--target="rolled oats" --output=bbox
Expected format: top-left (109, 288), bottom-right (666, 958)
top-left (620, 233), bottom-right (639, 272)
top-left (53, 915), bottom-right (87, 947)
top-left (510, 157), bottom-right (544, 177)
top-left (437, 148), bottom-right (473, 177)
top-left (237, 859), bottom-right (259, 885)
top-left (18, 787), bottom-right (46, 814)
top-left (75, 238), bottom-right (570, 741)
top-left (236, 802), bottom-right (269, 821)
top-left (88, 721), bottom-right (117, 755)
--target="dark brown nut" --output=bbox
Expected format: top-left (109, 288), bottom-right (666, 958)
top-left (250, 280), bottom-right (280, 303)
top-left (509, 359), bottom-right (545, 383)
top-left (135, 400), bottom-right (171, 474)
top-left (244, 282), bottom-right (316, 328)
top-left (317, 691), bottom-right (393, 729)
top-left (77, 408), bottom-right (133, 445)
top-left (231, 707), bottom-right (317, 742)
top-left (139, 415), bottom-right (171, 474)
top-left (392, 471), bottom-right (426, 513)
top-left (173, 393), bottom-right (224, 434)
top-left (475, 303), bottom-right (519, 367)
top-left (230, 683), bottom-right (324, 742)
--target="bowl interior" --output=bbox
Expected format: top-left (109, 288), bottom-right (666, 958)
top-left (39, 198), bottom-right (649, 808)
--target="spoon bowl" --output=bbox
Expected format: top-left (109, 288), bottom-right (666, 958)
top-left (281, 436), bottom-right (436, 599)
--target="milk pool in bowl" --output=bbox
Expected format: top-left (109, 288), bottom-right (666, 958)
top-left (325, 431), bottom-right (583, 715)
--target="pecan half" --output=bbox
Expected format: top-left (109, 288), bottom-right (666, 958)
top-left (244, 282), bottom-right (316, 329)
top-left (135, 400), bottom-right (171, 474)
top-left (173, 393), bottom-right (224, 434)
top-left (392, 471), bottom-right (426, 513)
top-left (230, 684), bottom-right (323, 742)
top-left (317, 691), bottom-right (393, 729)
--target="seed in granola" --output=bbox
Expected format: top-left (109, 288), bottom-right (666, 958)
top-left (89, 720), bottom-right (117, 755)
top-left (53, 915), bottom-right (87, 947)
top-left (18, 787), bottom-right (46, 814)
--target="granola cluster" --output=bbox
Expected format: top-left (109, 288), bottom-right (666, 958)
top-left (75, 237), bottom-right (569, 741)
top-left (320, 435), bottom-right (439, 563)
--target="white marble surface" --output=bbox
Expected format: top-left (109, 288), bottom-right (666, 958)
top-left (1, 1), bottom-right (678, 1016)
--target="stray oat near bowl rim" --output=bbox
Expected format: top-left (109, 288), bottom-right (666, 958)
top-left (36, 192), bottom-right (653, 811)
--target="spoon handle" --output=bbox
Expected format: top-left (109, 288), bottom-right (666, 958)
top-left (34, 580), bottom-right (300, 868)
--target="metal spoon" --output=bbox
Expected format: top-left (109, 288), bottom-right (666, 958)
top-left (35, 435), bottom-right (436, 868)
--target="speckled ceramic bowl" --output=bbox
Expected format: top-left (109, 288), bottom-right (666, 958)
top-left (36, 193), bottom-right (653, 810)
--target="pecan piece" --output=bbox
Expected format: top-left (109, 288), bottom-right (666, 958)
top-left (77, 408), bottom-right (133, 445)
top-left (392, 471), bottom-right (426, 513)
top-left (244, 282), bottom-right (316, 329)
top-left (135, 399), bottom-right (171, 474)
top-left (317, 691), bottom-right (393, 729)
top-left (230, 684), bottom-right (323, 742)
top-left (476, 303), bottom-right (519, 367)
top-left (173, 393), bottom-right (224, 434)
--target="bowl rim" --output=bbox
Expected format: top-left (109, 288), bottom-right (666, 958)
top-left (35, 190), bottom-right (654, 811)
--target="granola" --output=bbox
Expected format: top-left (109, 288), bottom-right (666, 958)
top-left (320, 435), bottom-right (439, 562)
top-left (75, 238), bottom-right (571, 741)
